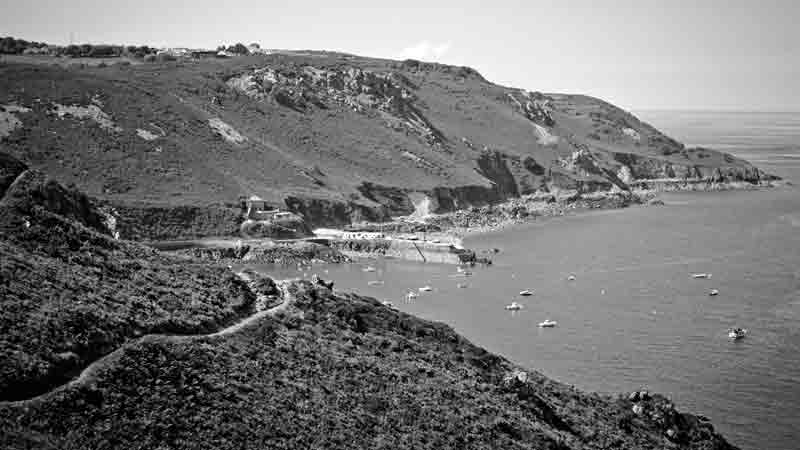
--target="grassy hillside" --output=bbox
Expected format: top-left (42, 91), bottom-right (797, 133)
top-left (0, 52), bottom-right (773, 230)
top-left (0, 153), bottom-right (255, 401)
top-left (0, 278), bottom-right (737, 449)
top-left (0, 150), bottom-right (738, 449)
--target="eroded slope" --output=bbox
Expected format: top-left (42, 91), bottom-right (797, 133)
top-left (0, 53), bottom-right (774, 230)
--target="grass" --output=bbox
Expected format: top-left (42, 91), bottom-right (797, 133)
top-left (0, 153), bottom-right (255, 401)
top-left (0, 151), bottom-right (737, 448)
top-left (0, 281), bottom-right (736, 449)
top-left (0, 53), bottom-right (772, 232)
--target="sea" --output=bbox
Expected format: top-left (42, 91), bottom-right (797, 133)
top-left (252, 111), bottom-right (800, 450)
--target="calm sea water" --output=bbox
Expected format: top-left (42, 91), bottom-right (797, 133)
top-left (253, 111), bottom-right (800, 450)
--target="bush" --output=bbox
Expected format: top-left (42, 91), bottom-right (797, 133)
top-left (156, 53), bottom-right (176, 62)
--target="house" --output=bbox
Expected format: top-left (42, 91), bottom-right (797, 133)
top-left (244, 195), bottom-right (295, 221)
top-left (245, 195), bottom-right (272, 219)
top-left (191, 50), bottom-right (219, 59)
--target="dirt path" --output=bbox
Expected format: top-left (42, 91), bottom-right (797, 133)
top-left (0, 274), bottom-right (296, 407)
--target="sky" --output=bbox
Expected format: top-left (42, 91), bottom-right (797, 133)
top-left (3, 0), bottom-right (799, 111)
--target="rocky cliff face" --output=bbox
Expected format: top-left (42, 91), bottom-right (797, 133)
top-left (0, 52), bottom-right (777, 233)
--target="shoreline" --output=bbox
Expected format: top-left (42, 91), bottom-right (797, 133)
top-left (420, 178), bottom-right (785, 238)
top-left (151, 179), bottom-right (783, 266)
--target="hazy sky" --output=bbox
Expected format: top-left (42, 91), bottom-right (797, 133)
top-left (3, 0), bottom-right (799, 111)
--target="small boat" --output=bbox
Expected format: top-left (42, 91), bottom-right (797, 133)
top-left (419, 286), bottom-right (433, 292)
top-left (363, 266), bottom-right (377, 273)
top-left (709, 289), bottom-right (719, 296)
top-left (505, 302), bottom-right (523, 311)
top-left (519, 290), bottom-right (534, 296)
top-left (567, 275), bottom-right (576, 281)
top-left (368, 280), bottom-right (384, 286)
top-left (728, 328), bottom-right (747, 340)
top-left (405, 291), bottom-right (418, 300)
top-left (539, 319), bottom-right (558, 328)
top-left (692, 273), bottom-right (712, 279)
top-left (457, 283), bottom-right (468, 289)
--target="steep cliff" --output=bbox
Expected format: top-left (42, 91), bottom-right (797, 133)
top-left (0, 53), bottom-right (775, 232)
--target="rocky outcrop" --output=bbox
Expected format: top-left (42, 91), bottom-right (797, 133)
top-left (227, 64), bottom-right (446, 146)
top-left (240, 212), bottom-right (313, 239)
top-left (110, 203), bottom-right (243, 241)
top-left (284, 195), bottom-right (392, 228)
top-left (507, 90), bottom-right (555, 127)
top-left (1, 167), bottom-right (110, 236)
top-left (612, 151), bottom-right (770, 183)
top-left (425, 190), bottom-right (647, 235)
top-left (181, 241), bottom-right (350, 265)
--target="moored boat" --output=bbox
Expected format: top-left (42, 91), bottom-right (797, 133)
top-left (728, 328), bottom-right (747, 340)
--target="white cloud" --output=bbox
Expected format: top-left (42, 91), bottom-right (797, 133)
top-left (397, 41), bottom-right (452, 62)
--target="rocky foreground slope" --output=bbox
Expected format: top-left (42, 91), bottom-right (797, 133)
top-left (0, 156), bottom-right (737, 448)
top-left (0, 52), bottom-right (776, 237)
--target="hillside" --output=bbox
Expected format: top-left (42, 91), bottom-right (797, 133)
top-left (0, 153), bottom-right (736, 448)
top-left (0, 52), bottom-right (775, 235)
top-left (0, 152), bottom-right (256, 401)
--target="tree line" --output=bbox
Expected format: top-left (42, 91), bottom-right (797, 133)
top-left (1, 36), bottom-right (156, 58)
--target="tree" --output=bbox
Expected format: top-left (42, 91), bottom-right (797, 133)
top-left (227, 43), bottom-right (249, 55)
top-left (64, 45), bottom-right (82, 57)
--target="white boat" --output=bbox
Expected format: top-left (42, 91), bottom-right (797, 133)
top-left (363, 266), bottom-right (377, 272)
top-left (692, 273), bottom-right (712, 279)
top-left (539, 319), bottom-right (558, 327)
top-left (709, 289), bottom-right (719, 296)
top-left (505, 302), bottom-right (523, 311)
top-left (368, 280), bottom-right (384, 286)
top-left (728, 328), bottom-right (747, 340)
top-left (419, 286), bottom-right (433, 292)
top-left (519, 290), bottom-right (534, 296)
top-left (405, 291), bottom-right (418, 300)
top-left (567, 275), bottom-right (576, 281)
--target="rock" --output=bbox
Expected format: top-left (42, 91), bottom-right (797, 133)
top-left (632, 404), bottom-right (645, 415)
top-left (54, 351), bottom-right (79, 364)
top-left (666, 428), bottom-right (677, 440)
top-left (639, 390), bottom-right (650, 401)
top-left (503, 370), bottom-right (528, 385)
top-left (312, 274), bottom-right (334, 290)
top-left (628, 391), bottom-right (639, 402)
